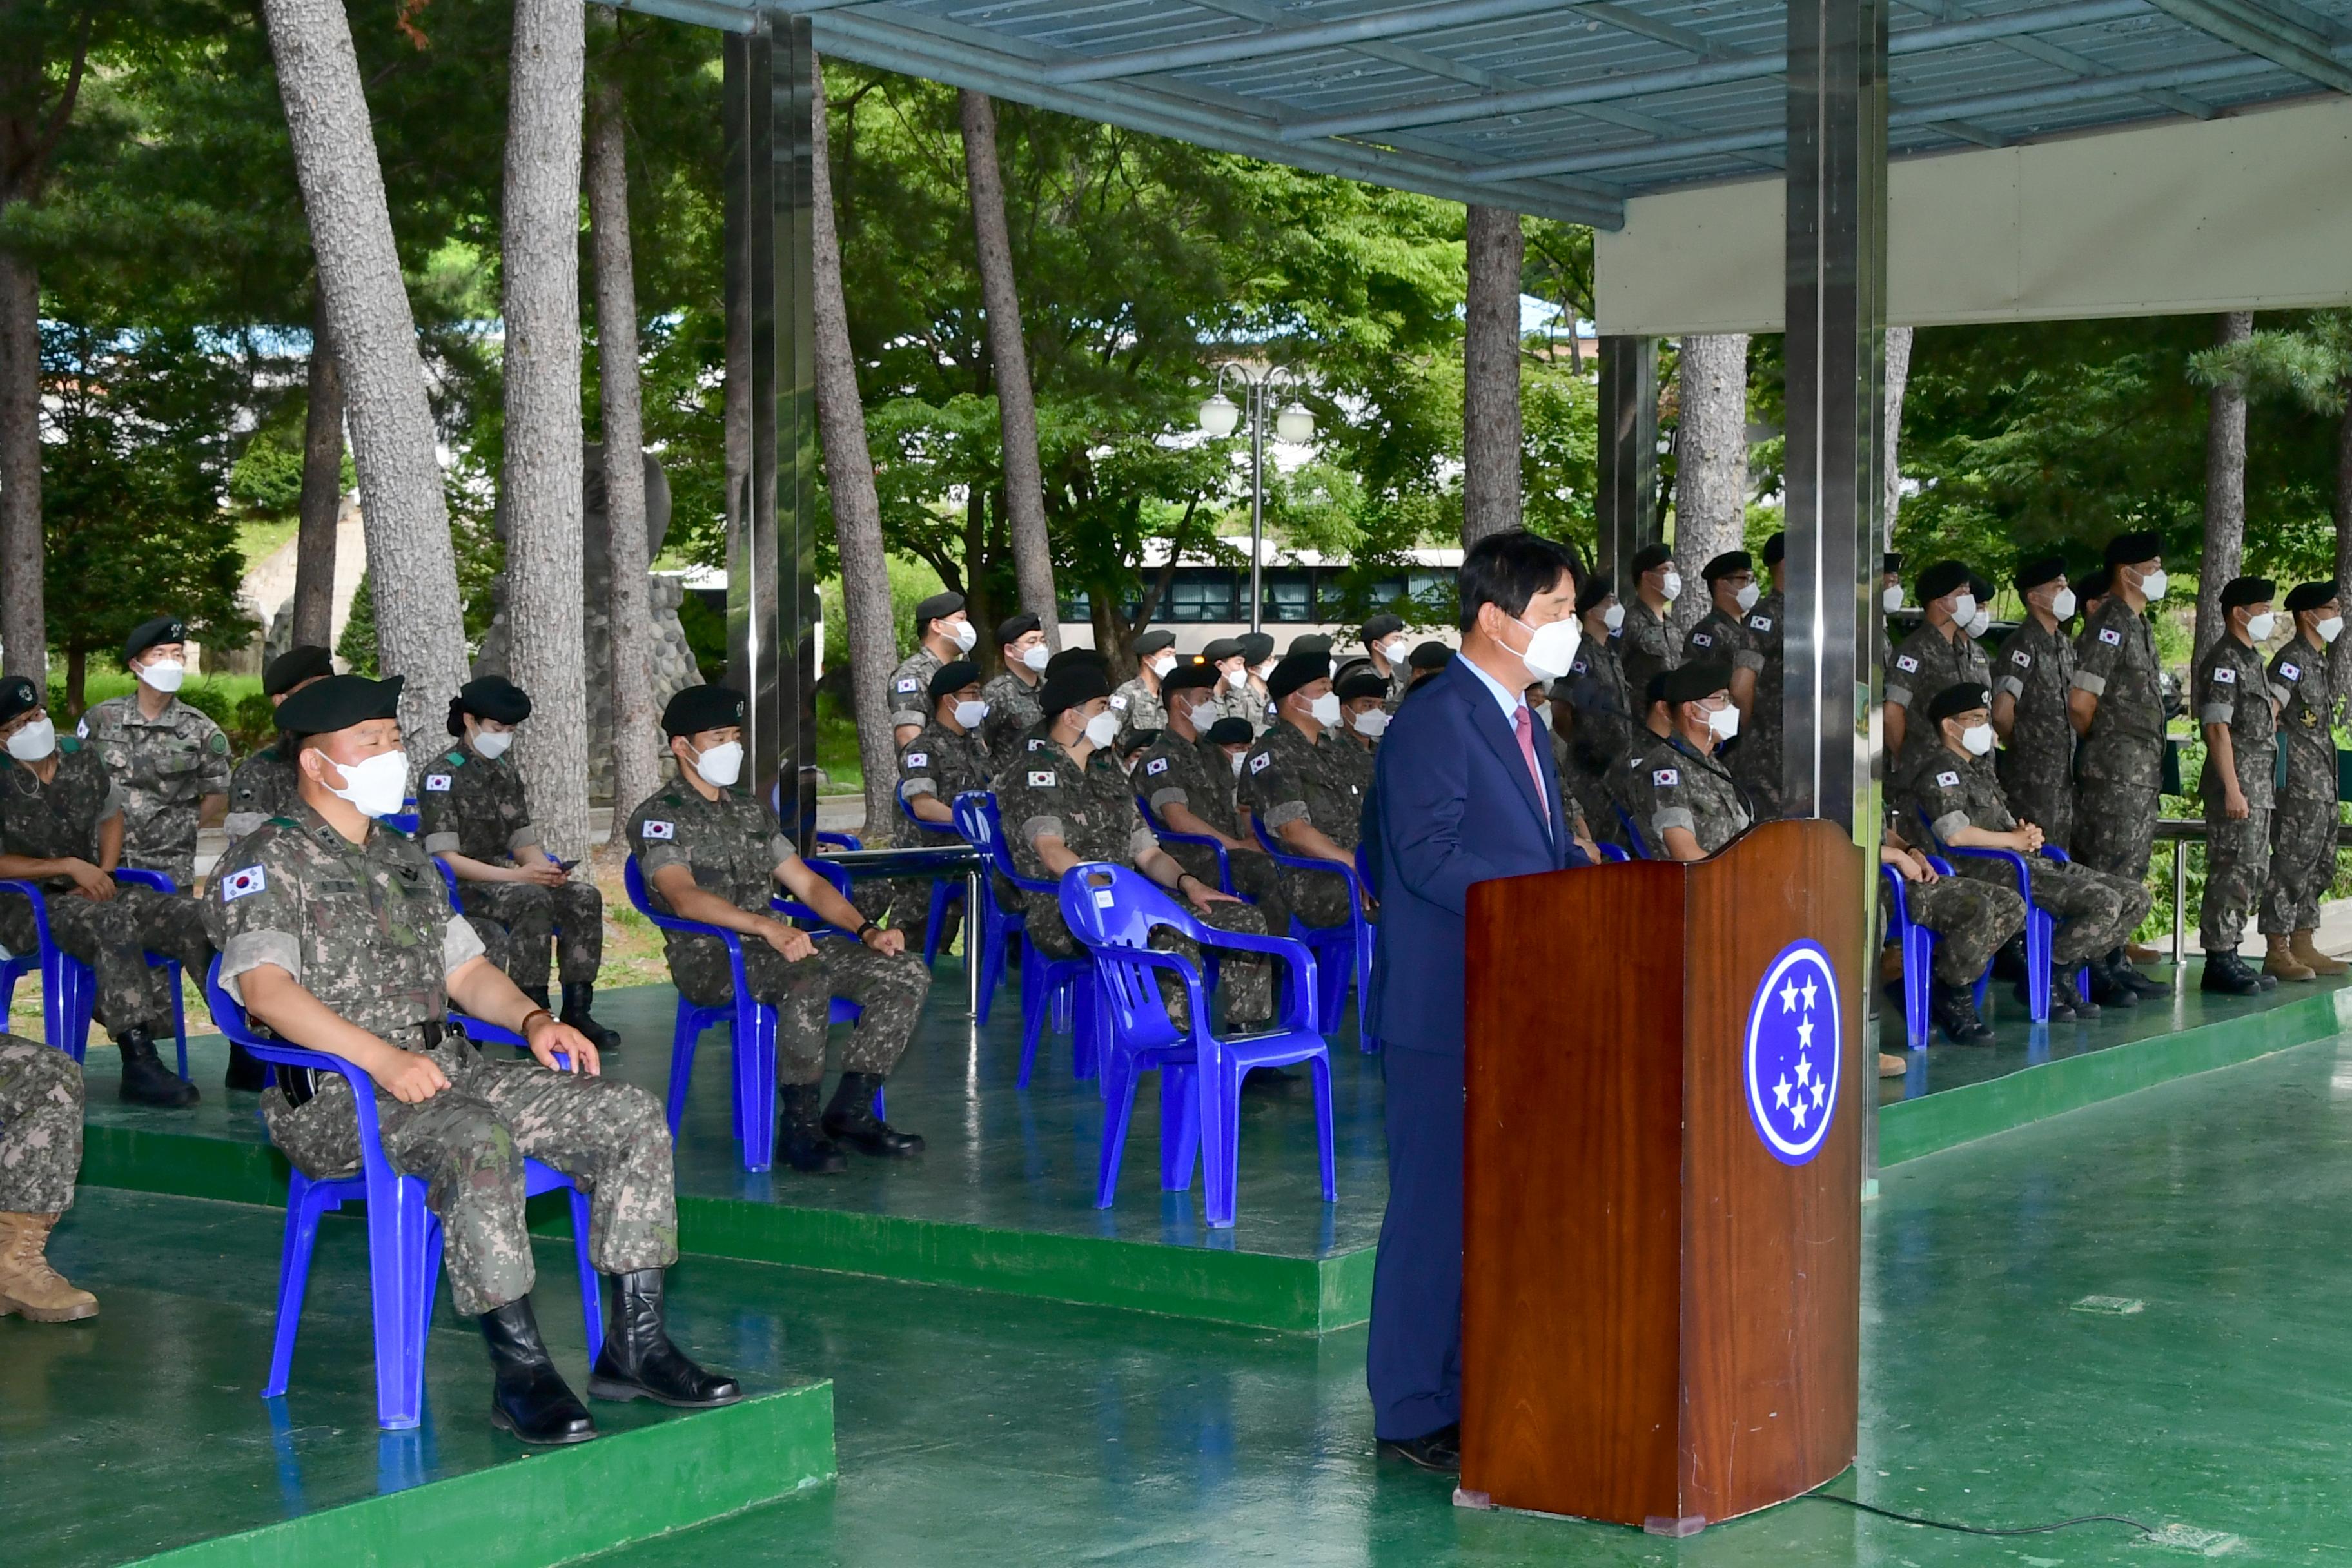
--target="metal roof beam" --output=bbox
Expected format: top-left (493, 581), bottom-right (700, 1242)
top-left (1039, 0), bottom-right (1571, 84)
top-left (1898, 0), bottom-right (2222, 119)
top-left (2141, 0), bottom-right (2352, 91)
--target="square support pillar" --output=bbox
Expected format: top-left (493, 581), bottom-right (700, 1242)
top-left (1594, 336), bottom-right (1658, 582)
top-left (723, 15), bottom-right (819, 843)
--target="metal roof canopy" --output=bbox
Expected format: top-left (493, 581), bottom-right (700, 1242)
top-left (605, 0), bottom-right (2352, 230)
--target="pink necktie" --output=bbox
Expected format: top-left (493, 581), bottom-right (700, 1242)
top-left (1513, 703), bottom-right (1551, 830)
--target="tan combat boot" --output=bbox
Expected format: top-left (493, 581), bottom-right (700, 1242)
top-left (2292, 930), bottom-right (2349, 977)
top-left (0, 1212), bottom-right (99, 1322)
top-left (2264, 934), bottom-right (2317, 983)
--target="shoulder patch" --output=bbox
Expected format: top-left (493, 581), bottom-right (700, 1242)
top-left (642, 820), bottom-right (676, 840)
top-left (895, 678), bottom-right (921, 693)
top-left (1108, 694), bottom-right (1129, 710)
top-left (1895, 654), bottom-right (1919, 673)
top-left (444, 751), bottom-right (466, 766)
top-left (1748, 615), bottom-right (1773, 632)
top-left (1145, 757), bottom-right (1170, 776)
top-left (1690, 632), bottom-right (1714, 648)
top-left (2282, 662), bottom-right (2302, 681)
top-left (220, 865), bottom-right (267, 902)
top-left (1250, 752), bottom-right (1271, 774)
top-left (424, 774), bottom-right (453, 792)
top-left (904, 752), bottom-right (928, 769)
top-left (75, 718), bottom-right (88, 739)
top-left (1936, 770), bottom-right (1960, 788)
top-left (2099, 627), bottom-right (2122, 645)
top-left (1026, 737), bottom-right (1047, 752)
top-left (1028, 770), bottom-right (1055, 787)
top-left (2214, 666), bottom-right (2236, 684)
top-left (2011, 649), bottom-right (2032, 666)
top-left (1569, 657), bottom-right (1589, 676)
top-left (56, 736), bottom-right (80, 754)
top-left (1652, 767), bottom-right (1680, 787)
top-left (208, 732), bottom-right (229, 754)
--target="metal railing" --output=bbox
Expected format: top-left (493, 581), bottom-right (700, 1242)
top-left (2151, 818), bottom-right (2352, 968)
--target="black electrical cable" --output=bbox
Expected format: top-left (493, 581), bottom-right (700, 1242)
top-left (1802, 1489), bottom-right (2159, 1539)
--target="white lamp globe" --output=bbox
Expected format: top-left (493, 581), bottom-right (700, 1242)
top-left (1198, 392), bottom-right (1241, 438)
top-left (1274, 401), bottom-right (1315, 444)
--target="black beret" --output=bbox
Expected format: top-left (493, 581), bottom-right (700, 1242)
top-left (1702, 550), bottom-right (1753, 583)
top-left (1288, 633), bottom-right (1335, 658)
top-left (1408, 640), bottom-right (1453, 671)
top-left (0, 675), bottom-right (38, 727)
top-left (1335, 670), bottom-right (1390, 703)
top-left (2220, 575), bottom-right (2275, 609)
top-left (2014, 556), bottom-right (2067, 593)
top-left (995, 612), bottom-right (1041, 647)
top-left (1268, 651), bottom-right (1333, 703)
top-left (1575, 571), bottom-right (1616, 614)
top-left (1926, 682), bottom-right (1992, 724)
top-left (1039, 662), bottom-right (1112, 717)
top-left (662, 683), bottom-right (746, 739)
top-left (2075, 568), bottom-right (2111, 603)
top-left (1163, 661), bottom-right (1220, 695)
top-left (1763, 532), bottom-right (1786, 567)
top-left (2286, 581), bottom-right (2340, 613)
top-left (914, 591), bottom-right (966, 628)
top-left (1662, 663), bottom-right (1732, 705)
top-left (1360, 613), bottom-right (1406, 645)
top-left (1202, 638), bottom-right (1245, 663)
top-left (2103, 531), bottom-right (2162, 569)
top-left (279, 674), bottom-right (404, 739)
top-left (1644, 671), bottom-right (1671, 707)
top-left (1118, 728), bottom-right (1160, 756)
top-left (929, 660), bottom-right (983, 700)
top-left (124, 615), bottom-right (186, 663)
top-left (447, 675), bottom-right (530, 735)
top-left (1882, 553), bottom-right (1903, 576)
top-left (1204, 718), bottom-right (1254, 746)
top-left (1238, 632), bottom-right (1276, 663)
top-left (1131, 629), bottom-right (1177, 657)
top-left (1044, 647), bottom-right (1109, 678)
top-left (1630, 543), bottom-right (1674, 578)
top-left (264, 645), bottom-right (335, 697)
top-left (1916, 560), bottom-right (1972, 603)
top-left (1969, 571), bottom-right (1993, 603)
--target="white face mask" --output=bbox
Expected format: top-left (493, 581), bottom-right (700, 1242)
top-left (2245, 612), bottom-right (2277, 643)
top-left (1020, 643), bottom-right (1050, 673)
top-left (1947, 593), bottom-right (1976, 627)
top-left (945, 619), bottom-right (977, 653)
top-left (2049, 587), bottom-right (2078, 621)
top-left (322, 749), bottom-right (410, 819)
top-left (2137, 567), bottom-right (2168, 603)
top-left (1223, 666), bottom-right (1248, 689)
top-left (1961, 723), bottom-right (1995, 756)
top-left (1307, 692), bottom-right (1342, 727)
top-left (1602, 603), bottom-right (1625, 633)
top-left (1228, 750), bottom-right (1247, 777)
top-left (953, 699), bottom-right (989, 730)
top-left (138, 658), bottom-right (186, 694)
top-left (2318, 616), bottom-right (2344, 645)
top-left (1658, 571), bottom-right (1683, 603)
top-left (1509, 613), bottom-right (1584, 683)
top-left (694, 739), bottom-right (745, 788)
top-left (1083, 710), bottom-right (1122, 749)
top-left (1883, 585), bottom-right (1905, 614)
top-left (1148, 654), bottom-right (1177, 679)
top-left (1966, 607), bottom-right (1992, 639)
top-left (6, 717), bottom-right (57, 762)
top-left (1705, 703), bottom-right (1740, 741)
top-left (471, 728), bottom-right (514, 760)
top-left (1351, 709), bottom-right (1389, 739)
top-left (1380, 637), bottom-right (1409, 665)
top-left (1734, 582), bottom-right (1761, 614)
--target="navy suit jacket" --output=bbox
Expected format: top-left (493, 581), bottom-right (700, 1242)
top-left (1366, 656), bottom-right (1583, 1055)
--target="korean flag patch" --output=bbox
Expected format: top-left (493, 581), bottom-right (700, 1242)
top-left (1691, 632), bottom-right (1714, 649)
top-left (1028, 770), bottom-right (1055, 787)
top-left (220, 865), bottom-right (267, 903)
top-left (1936, 770), bottom-right (1960, 788)
top-left (905, 752), bottom-right (928, 769)
top-left (424, 773), bottom-right (453, 792)
top-left (1250, 752), bottom-right (1271, 775)
top-left (895, 678), bottom-right (921, 694)
top-left (1145, 757), bottom-right (1169, 776)
top-left (2215, 666), bottom-right (2236, 684)
top-left (642, 820), bottom-right (676, 841)
top-left (1749, 615), bottom-right (1774, 632)
top-left (1895, 655), bottom-right (1919, 673)
top-left (1653, 768), bottom-right (1680, 787)
top-left (1109, 695), bottom-right (1129, 710)
top-left (2283, 662), bottom-right (2302, 681)
top-left (2012, 649), bottom-right (2032, 666)
top-left (2099, 627), bottom-right (2122, 646)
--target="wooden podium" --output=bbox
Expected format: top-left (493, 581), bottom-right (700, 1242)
top-left (1458, 818), bottom-right (1863, 1533)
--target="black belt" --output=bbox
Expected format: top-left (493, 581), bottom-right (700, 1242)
top-left (277, 1019), bottom-right (446, 1108)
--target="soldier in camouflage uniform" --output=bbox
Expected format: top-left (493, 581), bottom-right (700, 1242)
top-left (219, 672), bottom-right (739, 1446)
top-left (420, 677), bottom-right (617, 1052)
top-left (1106, 629), bottom-right (1179, 750)
top-left (980, 613), bottom-right (1050, 774)
top-left (77, 616), bottom-right (230, 890)
top-left (888, 590), bottom-right (977, 746)
top-left (1732, 534), bottom-right (1787, 819)
top-left (1640, 663), bottom-right (1753, 860)
top-left (1200, 638), bottom-right (1264, 737)
top-left (1883, 560), bottom-right (1991, 790)
top-left (1875, 552), bottom-right (1904, 674)
top-left (853, 660), bottom-right (995, 931)
top-left (1557, 573), bottom-right (1635, 849)
top-left (2193, 577), bottom-right (2285, 994)
top-left (1687, 550), bottom-right (1763, 730)
top-left (1908, 683), bottom-right (2150, 1022)
top-left (1618, 542), bottom-right (1683, 701)
top-left (1406, 639), bottom-right (1453, 695)
top-left (1240, 652), bottom-right (1376, 931)
top-left (2260, 582), bottom-right (2347, 980)
top-left (632, 684), bottom-right (930, 1174)
top-left (1879, 813), bottom-right (2026, 1046)
top-left (1990, 558), bottom-right (2081, 853)
top-left (224, 645), bottom-right (335, 847)
top-left (1237, 632), bottom-right (1279, 734)
top-left (0, 1034), bottom-right (98, 1321)
top-left (1358, 612), bottom-right (1411, 711)
top-left (2068, 532), bottom-right (2174, 1003)
top-left (1134, 664), bottom-right (1291, 930)
top-left (1000, 662), bottom-right (1273, 1030)
top-left (0, 676), bottom-right (213, 1105)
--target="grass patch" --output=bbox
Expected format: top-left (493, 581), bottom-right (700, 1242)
top-left (236, 516), bottom-right (300, 573)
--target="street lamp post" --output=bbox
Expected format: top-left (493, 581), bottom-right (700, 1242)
top-left (1199, 363), bottom-right (1314, 635)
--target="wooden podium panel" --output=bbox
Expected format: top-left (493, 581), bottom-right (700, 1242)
top-left (1459, 818), bottom-right (1862, 1531)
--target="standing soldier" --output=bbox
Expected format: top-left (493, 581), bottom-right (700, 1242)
top-left (1640, 664), bottom-right (1752, 861)
top-left (854, 661), bottom-right (995, 931)
top-left (1405, 640), bottom-right (1453, 695)
top-left (1883, 561), bottom-right (1990, 790)
top-left (1358, 613), bottom-right (1411, 710)
top-left (2194, 577), bottom-right (2284, 995)
top-left (888, 591), bottom-right (977, 747)
top-left (1560, 572), bottom-right (1634, 850)
top-left (0, 676), bottom-right (217, 1104)
top-left (0, 1034), bottom-right (97, 1321)
top-left (1133, 663), bottom-right (1290, 930)
top-left (1991, 558), bottom-right (2081, 852)
top-left (79, 616), bottom-right (230, 890)
top-left (219, 673), bottom-right (741, 1445)
top-left (979, 613), bottom-right (1050, 774)
top-left (1876, 551), bottom-right (1905, 673)
top-left (2260, 582), bottom-right (2347, 981)
top-left (418, 678), bottom-right (619, 1052)
top-left (1618, 544), bottom-right (1683, 701)
top-left (224, 646), bottom-right (335, 845)
top-left (1241, 652), bottom-right (1377, 932)
top-left (1687, 550), bottom-right (1762, 729)
top-left (1237, 633), bottom-right (1279, 734)
top-left (1108, 630), bottom-right (1179, 748)
top-left (631, 685), bottom-right (931, 1174)
top-left (1733, 533), bottom-right (1787, 819)
top-left (2068, 532), bottom-right (2174, 1003)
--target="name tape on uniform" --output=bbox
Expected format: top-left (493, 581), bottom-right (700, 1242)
top-left (220, 866), bottom-right (267, 901)
top-left (642, 821), bottom-right (676, 839)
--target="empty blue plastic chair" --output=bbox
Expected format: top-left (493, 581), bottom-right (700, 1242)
top-left (0, 872), bottom-right (190, 1077)
top-left (894, 791), bottom-right (968, 966)
top-left (954, 790), bottom-right (1095, 1084)
top-left (1059, 863), bottom-right (1334, 1228)
top-left (203, 957), bottom-right (600, 1430)
top-left (945, 791), bottom-right (1027, 1028)
top-left (1248, 815), bottom-right (1374, 1049)
top-left (1881, 861), bottom-right (1937, 1050)
top-left (814, 830), bottom-right (863, 852)
top-left (1135, 795), bottom-right (1236, 894)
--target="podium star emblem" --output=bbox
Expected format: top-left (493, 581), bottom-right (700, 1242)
top-left (1743, 940), bottom-right (1843, 1166)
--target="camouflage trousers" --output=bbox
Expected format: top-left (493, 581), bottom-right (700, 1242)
top-left (260, 1036), bottom-right (675, 1316)
top-left (1901, 873), bottom-right (2026, 985)
top-left (1730, 733), bottom-right (1783, 822)
top-left (1282, 861), bottom-right (1375, 932)
top-left (123, 847), bottom-right (200, 894)
top-left (2200, 807), bottom-right (2271, 952)
top-left (2072, 780), bottom-right (2161, 884)
top-left (1961, 853), bottom-right (2151, 966)
top-left (1023, 890), bottom-right (1272, 1029)
top-left (1167, 841), bottom-right (1293, 936)
top-left (2001, 770), bottom-right (2074, 856)
top-left (0, 883), bottom-right (212, 1039)
top-left (667, 931), bottom-right (930, 1086)
top-left (1567, 767), bottom-right (1628, 850)
top-left (2262, 792), bottom-right (2342, 935)
top-left (850, 868), bottom-right (966, 952)
top-left (456, 878), bottom-right (604, 990)
top-left (0, 1036), bottom-right (83, 1213)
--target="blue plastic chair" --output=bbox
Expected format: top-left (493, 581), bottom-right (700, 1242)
top-left (0, 872), bottom-right (191, 1078)
top-left (1058, 863), bottom-right (1334, 1228)
top-left (202, 958), bottom-right (601, 1431)
top-left (815, 830), bottom-right (864, 852)
top-left (1248, 814), bottom-right (1375, 1050)
top-left (1914, 808), bottom-right (2079, 1023)
top-left (1881, 861), bottom-right (1938, 1050)
top-left (1597, 843), bottom-right (1631, 863)
top-left (953, 791), bottom-right (1095, 1085)
top-left (894, 790), bottom-right (968, 966)
top-left (1614, 805), bottom-right (1655, 860)
top-left (1135, 794), bottom-right (1236, 894)
top-left (382, 810), bottom-right (420, 836)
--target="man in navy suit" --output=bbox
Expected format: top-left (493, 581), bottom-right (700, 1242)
top-left (1365, 530), bottom-right (1587, 1472)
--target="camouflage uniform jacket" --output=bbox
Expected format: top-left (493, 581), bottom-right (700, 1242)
top-left (77, 694), bottom-right (230, 884)
top-left (1563, 636), bottom-right (1636, 770)
top-left (978, 669), bottom-right (1045, 774)
top-left (1686, 605), bottom-right (1762, 676)
top-left (2071, 599), bottom-right (2166, 788)
top-left (1908, 747), bottom-right (2020, 846)
top-left (1108, 676), bottom-right (1168, 750)
top-left (887, 718), bottom-right (992, 845)
top-left (415, 740), bottom-right (542, 864)
top-left (1207, 678), bottom-right (1269, 738)
top-left (224, 744), bottom-right (300, 844)
top-left (0, 741), bottom-right (124, 887)
top-left (1135, 729), bottom-right (1242, 838)
top-left (1640, 732), bottom-right (1750, 855)
top-left (886, 647), bottom-right (946, 732)
top-left (2269, 634), bottom-right (2338, 802)
top-left (1733, 591), bottom-right (1786, 803)
top-left (1609, 727), bottom-right (1674, 852)
top-left (996, 736), bottom-right (1159, 879)
top-left (1991, 618), bottom-right (2076, 801)
top-left (2193, 633), bottom-right (2281, 811)
top-left (1619, 599), bottom-right (1682, 701)
top-left (1886, 621), bottom-right (1990, 781)
top-left (624, 778), bottom-right (799, 932)
top-left (1240, 721), bottom-right (1364, 852)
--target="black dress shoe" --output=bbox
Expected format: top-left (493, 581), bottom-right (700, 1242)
top-left (225, 1041), bottom-right (270, 1093)
top-left (779, 1082), bottom-right (848, 1174)
top-left (1380, 1422), bottom-right (1462, 1473)
top-left (821, 1072), bottom-right (925, 1157)
top-left (480, 1297), bottom-right (597, 1444)
top-left (586, 1269), bottom-right (744, 1407)
top-left (117, 1029), bottom-right (198, 1108)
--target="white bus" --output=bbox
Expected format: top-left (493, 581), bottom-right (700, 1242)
top-left (1054, 542), bottom-right (1464, 656)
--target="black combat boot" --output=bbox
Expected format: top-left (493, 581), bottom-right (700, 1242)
top-left (2052, 968), bottom-right (2099, 1021)
top-left (480, 1296), bottom-right (596, 1444)
top-left (2200, 950), bottom-right (2264, 995)
top-left (558, 982), bottom-right (622, 1053)
top-left (2023, 969), bottom-right (2075, 1023)
top-left (117, 1028), bottom-right (198, 1108)
top-left (1990, 931), bottom-right (2029, 985)
top-left (1930, 979), bottom-right (1993, 1044)
top-left (225, 1040), bottom-right (270, 1093)
top-left (585, 1269), bottom-right (744, 1407)
top-left (821, 1072), bottom-right (926, 1157)
top-left (2086, 952), bottom-right (2142, 1009)
top-left (2110, 948), bottom-right (2170, 998)
top-left (520, 983), bottom-right (554, 1014)
top-left (779, 1081), bottom-right (847, 1174)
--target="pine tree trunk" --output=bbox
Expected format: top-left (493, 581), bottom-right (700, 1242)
top-left (959, 91), bottom-right (1060, 652)
top-left (1671, 333), bottom-right (1751, 633)
top-left (262, 0), bottom-right (469, 758)
top-left (2329, 393), bottom-right (2352, 701)
top-left (0, 246), bottom-right (40, 681)
top-left (586, 63), bottom-right (660, 824)
top-left (2194, 311), bottom-right (2253, 668)
top-left (1462, 204), bottom-right (1525, 547)
top-left (1882, 324), bottom-right (1914, 544)
top-left (814, 59), bottom-right (903, 841)
top-left (291, 291), bottom-right (344, 651)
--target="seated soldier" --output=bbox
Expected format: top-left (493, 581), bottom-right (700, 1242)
top-left (218, 674), bottom-right (738, 1445)
top-left (1334, 666), bottom-right (1390, 760)
top-left (1881, 816), bottom-right (2028, 1047)
top-left (224, 645), bottom-right (335, 845)
top-left (998, 662), bottom-right (1273, 1032)
top-left (1907, 682), bottom-right (2153, 1023)
top-left (0, 1034), bottom-right (97, 1321)
top-left (854, 660), bottom-right (994, 932)
top-left (420, 678), bottom-right (619, 1052)
top-left (1133, 663), bottom-right (1291, 932)
top-left (0, 676), bottom-right (217, 1105)
top-left (1639, 663), bottom-right (1753, 861)
top-left (1608, 671), bottom-right (1676, 855)
top-left (630, 686), bottom-right (931, 1175)
top-left (1240, 652), bottom-right (1378, 930)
